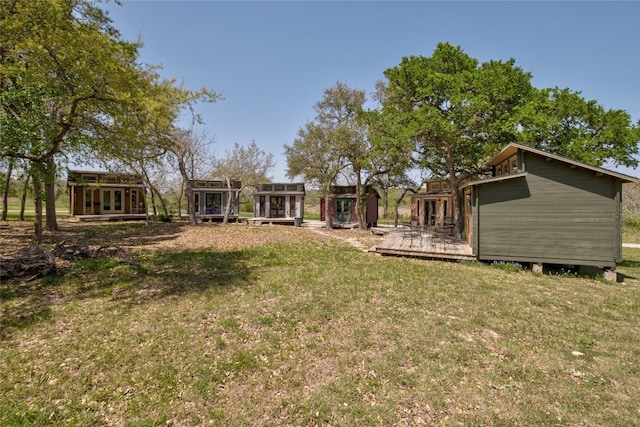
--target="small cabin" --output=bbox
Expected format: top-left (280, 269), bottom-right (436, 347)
top-left (320, 185), bottom-right (379, 228)
top-left (410, 179), bottom-right (454, 232)
top-left (188, 179), bottom-right (241, 222)
top-left (465, 143), bottom-right (637, 276)
top-left (67, 170), bottom-right (147, 220)
top-left (251, 183), bottom-right (305, 225)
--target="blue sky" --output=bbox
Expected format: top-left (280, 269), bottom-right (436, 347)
top-left (104, 1), bottom-right (640, 181)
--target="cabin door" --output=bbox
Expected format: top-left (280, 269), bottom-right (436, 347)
top-left (84, 189), bottom-right (93, 215)
top-left (130, 189), bottom-right (139, 214)
top-left (424, 200), bottom-right (437, 227)
top-left (205, 193), bottom-right (222, 214)
top-left (102, 189), bottom-right (124, 214)
top-left (335, 198), bottom-right (351, 223)
top-left (270, 196), bottom-right (285, 217)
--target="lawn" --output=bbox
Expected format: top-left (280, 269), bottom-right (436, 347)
top-left (1, 222), bottom-right (640, 426)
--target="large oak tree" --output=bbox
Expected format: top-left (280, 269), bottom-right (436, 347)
top-left (377, 42), bottom-right (639, 238)
top-left (0, 0), bottom-right (218, 240)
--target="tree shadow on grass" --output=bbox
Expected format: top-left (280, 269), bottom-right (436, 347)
top-left (112, 248), bottom-right (257, 302)
top-left (0, 247), bottom-right (256, 340)
top-left (616, 259), bottom-right (640, 282)
top-left (618, 259), bottom-right (640, 268)
top-left (50, 221), bottom-right (189, 249)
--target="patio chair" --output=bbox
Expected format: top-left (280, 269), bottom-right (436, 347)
top-left (402, 221), bottom-right (420, 247)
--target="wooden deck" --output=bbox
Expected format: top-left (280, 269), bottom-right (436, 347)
top-left (197, 214), bottom-right (239, 223)
top-left (373, 228), bottom-right (476, 261)
top-left (246, 217), bottom-right (296, 225)
top-left (75, 214), bottom-right (148, 222)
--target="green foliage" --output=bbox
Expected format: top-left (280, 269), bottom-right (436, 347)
top-left (380, 42), bottom-right (534, 180)
top-left (515, 88), bottom-right (640, 168)
top-left (155, 213), bottom-right (173, 223)
top-left (0, 0), bottom-right (220, 234)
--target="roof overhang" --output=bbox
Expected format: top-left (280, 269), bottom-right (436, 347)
top-left (490, 143), bottom-right (638, 183)
top-left (463, 172), bottom-right (528, 188)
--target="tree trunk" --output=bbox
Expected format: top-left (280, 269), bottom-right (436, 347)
top-left (44, 158), bottom-right (58, 231)
top-left (450, 177), bottom-right (463, 239)
top-left (185, 180), bottom-right (196, 225)
top-left (382, 185), bottom-right (389, 220)
top-left (19, 172), bottom-right (30, 221)
top-left (32, 166), bottom-right (44, 243)
top-left (223, 177), bottom-right (232, 224)
top-left (176, 188), bottom-right (183, 219)
top-left (150, 189), bottom-right (157, 216)
top-left (1, 158), bottom-right (13, 221)
top-left (355, 168), bottom-right (367, 230)
top-left (176, 155), bottom-right (196, 225)
top-left (446, 144), bottom-right (463, 239)
top-left (394, 188), bottom-right (414, 227)
top-left (323, 185), bottom-right (333, 229)
top-left (156, 189), bottom-right (170, 217)
top-left (146, 182), bottom-right (169, 217)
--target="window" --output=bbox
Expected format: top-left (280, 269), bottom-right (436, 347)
top-left (287, 185), bottom-right (298, 192)
top-left (274, 185), bottom-right (285, 192)
top-left (103, 191), bottom-right (111, 211)
top-left (259, 196), bottom-right (265, 217)
top-left (114, 190), bottom-right (122, 211)
top-left (194, 193), bottom-right (200, 213)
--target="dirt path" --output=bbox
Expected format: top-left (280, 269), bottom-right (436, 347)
top-left (306, 227), bottom-right (384, 252)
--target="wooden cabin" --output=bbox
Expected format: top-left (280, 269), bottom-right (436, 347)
top-left (375, 143), bottom-right (636, 278)
top-left (250, 183), bottom-right (305, 225)
top-left (320, 185), bottom-right (379, 228)
top-left (465, 143), bottom-right (637, 276)
top-left (410, 179), bottom-right (454, 233)
top-left (67, 170), bottom-right (147, 220)
top-left (188, 179), bottom-right (241, 222)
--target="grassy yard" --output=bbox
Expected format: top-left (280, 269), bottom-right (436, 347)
top-left (3, 197), bottom-right (70, 220)
top-left (1, 223), bottom-right (640, 426)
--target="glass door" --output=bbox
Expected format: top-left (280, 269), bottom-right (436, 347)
top-left (102, 189), bottom-right (124, 213)
top-left (131, 189), bottom-right (139, 214)
top-left (335, 198), bottom-right (351, 223)
top-left (205, 193), bottom-right (221, 214)
top-left (84, 188), bottom-right (92, 215)
top-left (270, 196), bottom-right (285, 217)
top-left (424, 200), bottom-right (437, 227)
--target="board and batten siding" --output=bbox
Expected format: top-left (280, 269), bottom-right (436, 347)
top-left (474, 153), bottom-right (621, 267)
